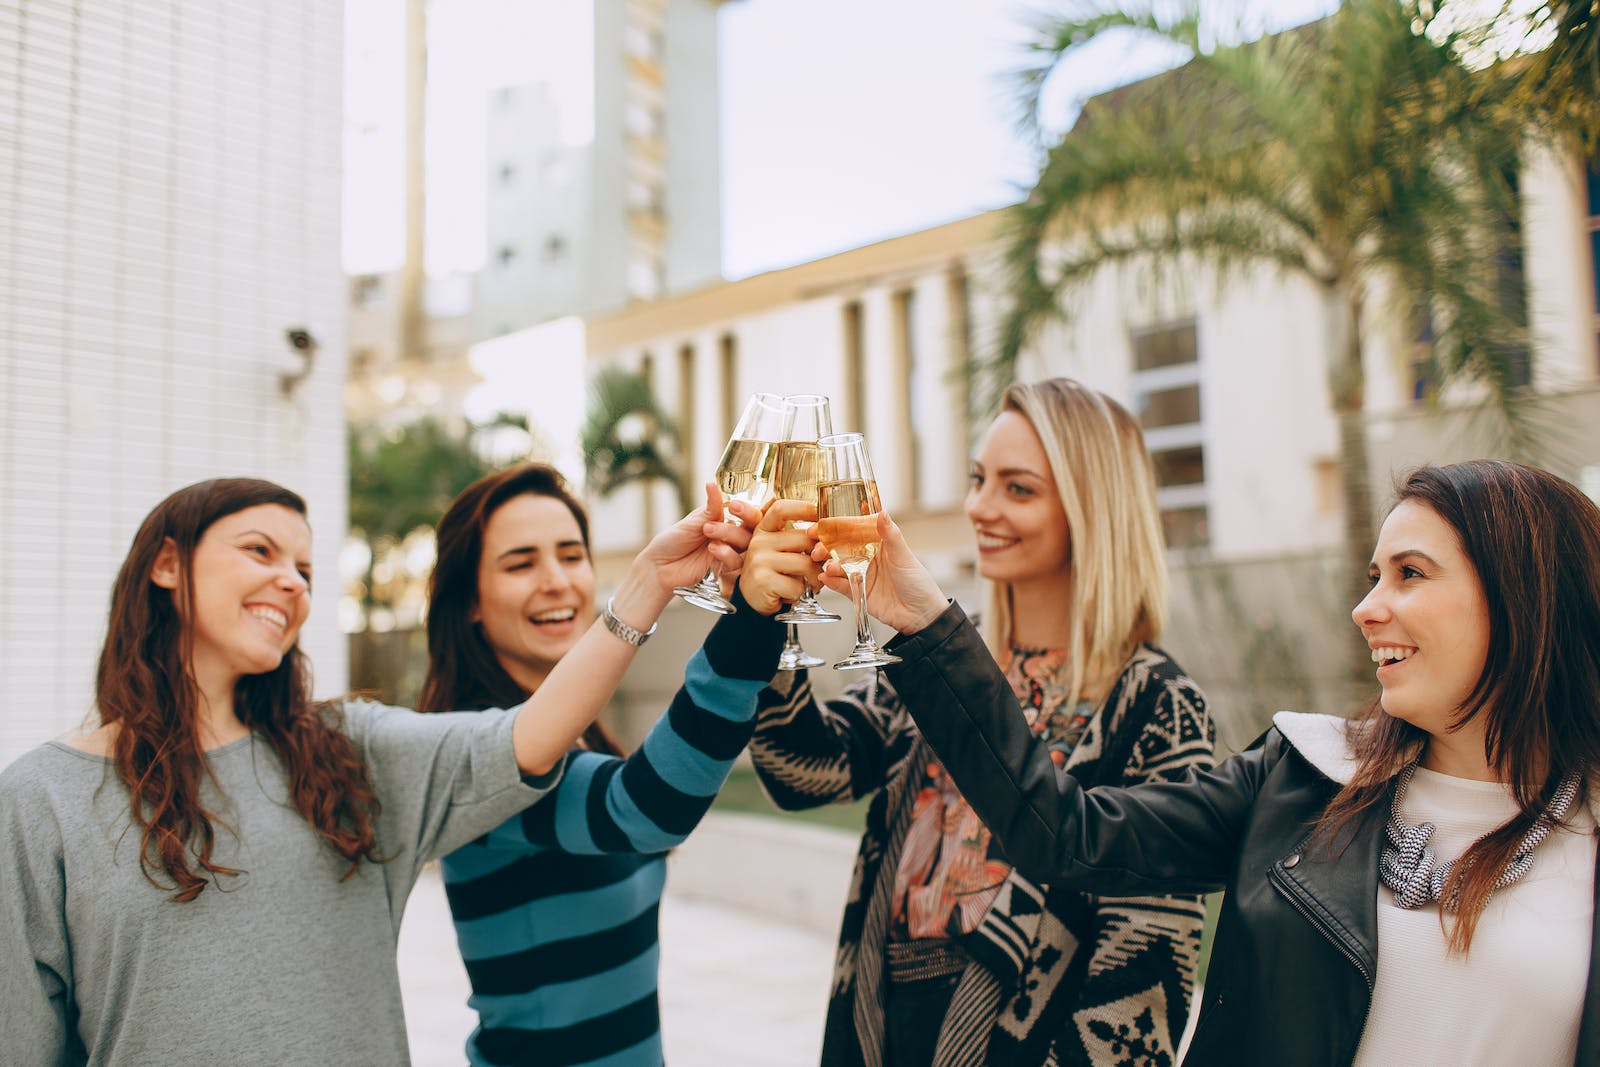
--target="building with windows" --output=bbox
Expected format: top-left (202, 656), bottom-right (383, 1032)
top-left (347, 0), bottom-right (731, 432)
top-left (582, 149), bottom-right (1600, 740)
top-left (475, 0), bottom-right (727, 337)
top-left (0, 1), bottom-right (350, 768)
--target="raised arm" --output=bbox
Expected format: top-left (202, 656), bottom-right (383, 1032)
top-left (737, 499), bottom-right (904, 809)
top-left (492, 591), bottom-right (785, 854)
top-left (811, 512), bottom-right (1262, 892)
top-left (509, 483), bottom-right (750, 776)
top-left (885, 602), bottom-right (1264, 894)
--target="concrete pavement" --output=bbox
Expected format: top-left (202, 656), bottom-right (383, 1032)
top-left (397, 813), bottom-right (857, 1066)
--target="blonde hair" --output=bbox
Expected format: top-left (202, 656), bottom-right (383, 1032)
top-left (982, 378), bottom-right (1169, 705)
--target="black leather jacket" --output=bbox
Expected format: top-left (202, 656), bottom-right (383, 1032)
top-left (884, 604), bottom-right (1600, 1067)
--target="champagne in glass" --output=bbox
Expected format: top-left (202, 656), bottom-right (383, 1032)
top-left (774, 395), bottom-right (839, 671)
top-left (816, 432), bottom-right (901, 670)
top-left (674, 392), bottom-right (792, 614)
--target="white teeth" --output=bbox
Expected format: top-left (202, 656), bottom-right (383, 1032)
top-left (1370, 646), bottom-right (1415, 663)
top-left (976, 534), bottom-right (1015, 549)
top-left (249, 607), bottom-right (287, 631)
top-left (531, 608), bottom-right (576, 623)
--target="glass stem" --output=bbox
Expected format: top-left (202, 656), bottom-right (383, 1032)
top-left (846, 562), bottom-right (872, 647)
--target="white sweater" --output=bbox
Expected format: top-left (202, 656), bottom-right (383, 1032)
top-left (1352, 765), bottom-right (1597, 1067)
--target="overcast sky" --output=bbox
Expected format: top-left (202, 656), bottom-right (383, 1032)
top-left (342, 0), bottom-right (1339, 281)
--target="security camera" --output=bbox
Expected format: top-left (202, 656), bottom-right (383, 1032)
top-left (279, 326), bottom-right (320, 397)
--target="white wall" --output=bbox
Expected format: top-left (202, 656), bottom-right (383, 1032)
top-left (1036, 257), bottom-right (1342, 559)
top-left (0, 0), bottom-right (349, 767)
top-left (1522, 143), bottom-right (1599, 389)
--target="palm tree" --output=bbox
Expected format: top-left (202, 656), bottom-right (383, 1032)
top-left (580, 366), bottom-right (690, 515)
top-left (990, 0), bottom-right (1532, 694)
top-left (348, 418), bottom-right (499, 540)
top-left (1505, 0), bottom-right (1599, 150)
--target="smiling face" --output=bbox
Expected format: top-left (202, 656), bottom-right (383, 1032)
top-left (154, 503), bottom-right (313, 699)
top-left (964, 410), bottom-right (1072, 587)
top-left (1353, 499), bottom-right (1492, 738)
top-left (472, 492), bottom-right (597, 693)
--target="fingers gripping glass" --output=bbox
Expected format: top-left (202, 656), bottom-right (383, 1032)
top-left (775, 394), bottom-right (839, 670)
top-left (816, 432), bottom-right (901, 670)
top-left (674, 392), bottom-right (792, 615)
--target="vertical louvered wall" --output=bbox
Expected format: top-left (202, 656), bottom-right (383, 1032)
top-left (0, 0), bottom-right (348, 767)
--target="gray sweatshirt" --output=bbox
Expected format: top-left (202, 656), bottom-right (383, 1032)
top-left (0, 701), bottom-right (561, 1066)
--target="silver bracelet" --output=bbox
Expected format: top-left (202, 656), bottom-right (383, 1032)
top-left (602, 596), bottom-right (657, 647)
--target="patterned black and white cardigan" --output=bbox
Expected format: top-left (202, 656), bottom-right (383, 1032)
top-left (749, 643), bottom-right (1216, 1067)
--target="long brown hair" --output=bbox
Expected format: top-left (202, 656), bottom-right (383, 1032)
top-left (982, 378), bottom-right (1168, 702)
top-left (96, 478), bottom-right (382, 902)
top-left (418, 463), bottom-right (623, 757)
top-left (1318, 460), bottom-right (1600, 952)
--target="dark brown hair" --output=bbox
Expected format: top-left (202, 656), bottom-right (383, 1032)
top-left (1319, 460), bottom-right (1600, 952)
top-left (95, 478), bottom-right (382, 902)
top-left (418, 463), bottom-right (623, 757)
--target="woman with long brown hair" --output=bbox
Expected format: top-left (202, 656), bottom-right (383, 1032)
top-left (417, 462), bottom-right (785, 1067)
top-left (0, 474), bottom-right (743, 1065)
top-left (822, 458), bottom-right (1600, 1067)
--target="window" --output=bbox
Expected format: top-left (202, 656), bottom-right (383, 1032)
top-left (351, 275), bottom-right (383, 308)
top-left (1131, 323), bottom-right (1208, 549)
top-left (893, 288), bottom-right (920, 507)
top-left (1408, 305), bottom-right (1436, 404)
top-left (678, 344), bottom-right (697, 501)
top-left (1133, 324), bottom-right (1199, 371)
top-left (842, 300), bottom-right (865, 434)
top-left (719, 334), bottom-right (738, 440)
top-left (1495, 166), bottom-right (1532, 388)
top-left (1587, 158), bottom-right (1599, 372)
top-left (542, 234), bottom-right (567, 263)
top-left (1139, 384), bottom-right (1201, 429)
top-left (1152, 445), bottom-right (1205, 488)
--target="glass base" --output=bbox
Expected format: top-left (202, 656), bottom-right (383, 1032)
top-left (673, 581), bottom-right (736, 615)
top-left (832, 645), bottom-right (902, 671)
top-left (778, 644), bottom-right (826, 671)
top-left (776, 602), bottom-right (842, 623)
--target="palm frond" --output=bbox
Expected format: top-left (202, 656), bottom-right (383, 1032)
top-left (580, 366), bottom-right (688, 511)
top-left (984, 0), bottom-right (1534, 431)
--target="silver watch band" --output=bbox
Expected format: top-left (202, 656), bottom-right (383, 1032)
top-left (602, 596), bottom-right (657, 647)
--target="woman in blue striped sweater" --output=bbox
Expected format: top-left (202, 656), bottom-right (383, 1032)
top-left (418, 462), bottom-right (782, 1067)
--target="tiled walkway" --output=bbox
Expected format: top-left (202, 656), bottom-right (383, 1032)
top-left (398, 816), bottom-right (848, 1066)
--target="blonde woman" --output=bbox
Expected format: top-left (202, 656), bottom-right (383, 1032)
top-left (733, 378), bottom-right (1216, 1066)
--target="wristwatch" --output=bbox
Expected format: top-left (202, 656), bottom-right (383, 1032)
top-left (602, 596), bottom-right (657, 647)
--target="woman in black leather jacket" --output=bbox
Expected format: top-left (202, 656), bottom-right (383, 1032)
top-left (816, 459), bottom-right (1600, 1067)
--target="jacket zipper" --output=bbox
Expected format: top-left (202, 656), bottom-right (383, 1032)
top-left (1266, 863), bottom-right (1374, 991)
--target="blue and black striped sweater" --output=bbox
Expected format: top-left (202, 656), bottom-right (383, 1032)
top-left (440, 599), bottom-right (784, 1067)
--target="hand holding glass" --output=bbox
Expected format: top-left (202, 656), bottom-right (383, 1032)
top-left (816, 432), bottom-right (901, 670)
top-left (774, 395), bottom-right (839, 670)
top-left (673, 392), bottom-right (791, 614)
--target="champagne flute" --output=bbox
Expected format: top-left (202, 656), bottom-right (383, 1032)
top-left (673, 392), bottom-right (791, 614)
top-left (774, 395), bottom-right (840, 671)
top-left (816, 432), bottom-right (901, 670)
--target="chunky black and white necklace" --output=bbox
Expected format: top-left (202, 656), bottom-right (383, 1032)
top-left (1378, 761), bottom-right (1581, 911)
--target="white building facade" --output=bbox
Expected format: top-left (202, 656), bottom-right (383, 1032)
top-left (474, 0), bottom-right (728, 338)
top-left (0, 0), bottom-right (350, 767)
top-left (583, 148), bottom-right (1600, 741)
